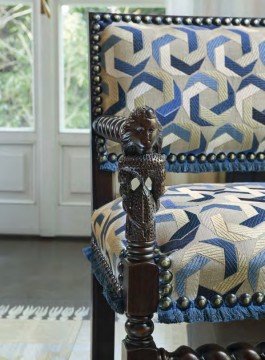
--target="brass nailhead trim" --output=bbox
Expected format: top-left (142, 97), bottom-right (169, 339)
top-left (90, 13), bottom-right (265, 165)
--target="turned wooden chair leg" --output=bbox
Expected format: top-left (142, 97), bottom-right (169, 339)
top-left (121, 259), bottom-right (160, 360)
top-left (92, 277), bottom-right (115, 360)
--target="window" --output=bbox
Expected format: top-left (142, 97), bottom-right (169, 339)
top-left (0, 1), bottom-right (167, 236)
top-left (0, 4), bottom-right (33, 129)
top-left (60, 4), bottom-right (165, 132)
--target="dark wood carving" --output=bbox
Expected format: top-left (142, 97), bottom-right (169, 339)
top-left (123, 340), bottom-right (265, 359)
top-left (90, 13), bottom-right (115, 360)
top-left (119, 107), bottom-right (165, 257)
top-left (156, 342), bottom-right (265, 360)
top-left (120, 107), bottom-right (162, 156)
top-left (118, 107), bottom-right (166, 359)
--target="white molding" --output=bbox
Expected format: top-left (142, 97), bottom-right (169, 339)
top-left (34, 0), bottom-right (59, 236)
top-left (58, 133), bottom-right (90, 146)
top-left (0, 204), bottom-right (39, 234)
top-left (0, 128), bottom-right (34, 133)
top-left (60, 128), bottom-right (90, 135)
top-left (59, 201), bottom-right (92, 207)
top-left (58, 2), bottom-right (65, 133)
top-left (60, 145), bottom-right (91, 206)
top-left (57, 205), bottom-right (91, 236)
top-left (0, 0), bottom-right (32, 4)
top-left (0, 144), bottom-right (35, 203)
top-left (0, 132), bottom-right (36, 144)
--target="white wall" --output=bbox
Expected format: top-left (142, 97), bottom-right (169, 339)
top-left (167, 0), bottom-right (265, 17)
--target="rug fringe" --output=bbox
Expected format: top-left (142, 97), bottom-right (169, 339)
top-left (0, 305), bottom-right (89, 320)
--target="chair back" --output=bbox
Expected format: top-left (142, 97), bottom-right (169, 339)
top-left (89, 13), bottom-right (265, 174)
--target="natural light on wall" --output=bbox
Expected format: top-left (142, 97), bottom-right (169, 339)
top-left (0, 4), bottom-right (33, 129)
top-left (61, 5), bottom-right (165, 132)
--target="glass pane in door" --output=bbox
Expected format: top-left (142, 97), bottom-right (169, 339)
top-left (0, 4), bottom-right (33, 129)
top-left (61, 5), bottom-right (165, 132)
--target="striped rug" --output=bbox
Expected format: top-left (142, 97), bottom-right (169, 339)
top-left (0, 305), bottom-right (90, 360)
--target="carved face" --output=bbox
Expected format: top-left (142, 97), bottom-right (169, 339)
top-left (130, 116), bottom-right (159, 154)
top-left (121, 107), bottom-right (162, 155)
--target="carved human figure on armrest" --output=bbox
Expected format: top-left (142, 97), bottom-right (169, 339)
top-left (120, 107), bottom-right (162, 156)
top-left (118, 107), bottom-right (165, 249)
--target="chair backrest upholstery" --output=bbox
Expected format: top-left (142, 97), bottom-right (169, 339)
top-left (90, 13), bottom-right (265, 173)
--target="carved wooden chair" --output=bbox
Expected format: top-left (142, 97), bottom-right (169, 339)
top-left (84, 12), bottom-right (265, 360)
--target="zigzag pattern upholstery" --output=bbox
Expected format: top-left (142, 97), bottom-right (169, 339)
top-left (92, 182), bottom-right (265, 323)
top-left (97, 19), bottom-right (265, 172)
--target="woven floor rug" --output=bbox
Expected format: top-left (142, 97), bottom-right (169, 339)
top-left (0, 306), bottom-right (90, 360)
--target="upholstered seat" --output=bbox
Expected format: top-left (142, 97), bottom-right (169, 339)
top-left (91, 182), bottom-right (265, 323)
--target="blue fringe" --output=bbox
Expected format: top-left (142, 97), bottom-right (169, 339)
top-left (83, 245), bottom-right (124, 314)
top-left (158, 300), bottom-right (265, 324)
top-left (166, 158), bottom-right (265, 173)
top-left (83, 245), bottom-right (265, 323)
top-left (100, 161), bottom-right (118, 172)
top-left (100, 158), bottom-right (265, 173)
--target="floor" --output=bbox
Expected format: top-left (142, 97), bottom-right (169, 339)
top-left (1, 238), bottom-right (265, 360)
top-left (0, 237), bottom-right (91, 359)
top-left (0, 237), bottom-right (91, 308)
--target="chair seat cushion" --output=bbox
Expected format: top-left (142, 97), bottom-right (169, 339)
top-left (88, 182), bottom-right (265, 323)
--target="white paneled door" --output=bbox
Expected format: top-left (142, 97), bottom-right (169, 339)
top-left (0, 2), bottom-right (39, 234)
top-left (0, 0), bottom-right (166, 236)
top-left (0, 1), bottom-right (91, 236)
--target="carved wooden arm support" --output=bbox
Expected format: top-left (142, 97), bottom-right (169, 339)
top-left (113, 107), bottom-right (166, 356)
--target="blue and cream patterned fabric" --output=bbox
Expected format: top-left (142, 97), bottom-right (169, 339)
top-left (98, 20), bottom-right (265, 172)
top-left (91, 182), bottom-right (265, 323)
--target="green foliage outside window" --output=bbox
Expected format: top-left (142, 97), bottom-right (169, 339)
top-left (63, 6), bottom-right (165, 130)
top-left (0, 5), bottom-right (164, 129)
top-left (0, 5), bottom-right (33, 128)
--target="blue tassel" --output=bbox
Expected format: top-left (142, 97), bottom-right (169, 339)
top-left (83, 245), bottom-right (124, 314)
top-left (158, 300), bottom-right (265, 324)
top-left (99, 158), bottom-right (265, 174)
top-left (100, 161), bottom-right (118, 172)
top-left (166, 158), bottom-right (265, 173)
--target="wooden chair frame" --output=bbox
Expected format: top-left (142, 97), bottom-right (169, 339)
top-left (89, 12), bottom-right (265, 360)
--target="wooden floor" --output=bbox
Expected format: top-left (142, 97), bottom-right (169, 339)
top-left (0, 237), bottom-right (91, 308)
top-left (1, 237), bottom-right (265, 360)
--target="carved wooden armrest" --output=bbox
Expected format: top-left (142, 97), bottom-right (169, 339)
top-left (92, 108), bottom-right (164, 149)
top-left (115, 107), bottom-right (166, 353)
top-left (93, 114), bottom-right (128, 143)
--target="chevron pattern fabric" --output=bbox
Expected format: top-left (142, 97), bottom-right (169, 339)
top-left (92, 182), bottom-right (265, 308)
top-left (99, 22), bottom-right (265, 164)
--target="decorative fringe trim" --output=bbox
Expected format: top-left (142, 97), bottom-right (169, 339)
top-left (0, 305), bottom-right (89, 321)
top-left (166, 158), bottom-right (265, 173)
top-left (84, 242), bottom-right (265, 323)
top-left (158, 300), bottom-right (265, 324)
top-left (100, 158), bottom-right (265, 173)
top-left (100, 161), bottom-right (118, 172)
top-left (83, 245), bottom-right (124, 314)
top-left (84, 244), bottom-right (265, 323)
